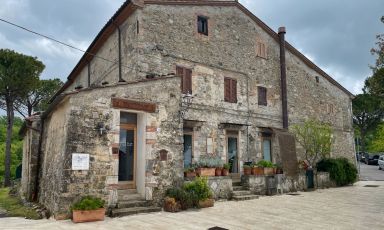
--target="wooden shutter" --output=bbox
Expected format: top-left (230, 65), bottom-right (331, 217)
top-left (258, 86), bottom-right (267, 106)
top-left (224, 77), bottom-right (231, 102)
top-left (185, 69), bottom-right (192, 94)
top-left (231, 79), bottom-right (237, 103)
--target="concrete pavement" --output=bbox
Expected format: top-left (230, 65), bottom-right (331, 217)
top-left (358, 162), bottom-right (384, 181)
top-left (0, 181), bottom-right (383, 230)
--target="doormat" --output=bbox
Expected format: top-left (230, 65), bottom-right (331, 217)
top-left (363, 185), bottom-right (380, 187)
top-left (208, 227), bottom-right (229, 230)
top-left (286, 193), bottom-right (301, 196)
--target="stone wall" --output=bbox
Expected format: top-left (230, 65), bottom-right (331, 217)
top-left (20, 116), bottom-right (41, 201)
top-left (242, 172), bottom-right (333, 195)
top-left (207, 176), bottom-right (233, 200)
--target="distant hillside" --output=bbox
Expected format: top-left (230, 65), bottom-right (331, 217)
top-left (0, 116), bottom-right (23, 184)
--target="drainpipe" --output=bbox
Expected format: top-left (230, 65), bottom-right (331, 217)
top-left (112, 20), bottom-right (125, 83)
top-left (278, 27), bottom-right (288, 130)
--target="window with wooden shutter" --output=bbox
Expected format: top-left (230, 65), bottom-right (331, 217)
top-left (256, 41), bottom-right (267, 59)
top-left (177, 66), bottom-right (192, 94)
top-left (258, 86), bottom-right (267, 106)
top-left (224, 77), bottom-right (237, 103)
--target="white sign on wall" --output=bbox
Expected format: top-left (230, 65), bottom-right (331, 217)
top-left (72, 153), bottom-right (90, 170)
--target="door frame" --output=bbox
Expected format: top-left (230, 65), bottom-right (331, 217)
top-left (226, 131), bottom-right (239, 175)
top-left (119, 123), bottom-right (137, 189)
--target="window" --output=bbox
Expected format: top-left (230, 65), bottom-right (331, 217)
top-left (256, 41), bottom-right (267, 59)
top-left (258, 86), bottom-right (267, 106)
top-left (176, 66), bottom-right (192, 94)
top-left (224, 77), bottom-right (237, 103)
top-left (315, 76), bottom-right (320, 83)
top-left (197, 16), bottom-right (208, 36)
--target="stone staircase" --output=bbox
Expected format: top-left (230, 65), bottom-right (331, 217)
top-left (110, 189), bottom-right (161, 217)
top-left (232, 181), bottom-right (259, 201)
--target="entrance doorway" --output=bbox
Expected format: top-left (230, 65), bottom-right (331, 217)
top-left (183, 134), bottom-right (193, 168)
top-left (263, 138), bottom-right (272, 162)
top-left (119, 112), bottom-right (137, 189)
top-left (227, 133), bottom-right (239, 174)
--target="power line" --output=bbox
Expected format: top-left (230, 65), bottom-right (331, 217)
top-left (0, 17), bottom-right (161, 76)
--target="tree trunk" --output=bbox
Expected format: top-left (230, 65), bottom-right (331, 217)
top-left (360, 130), bottom-right (366, 153)
top-left (4, 98), bottom-right (14, 187)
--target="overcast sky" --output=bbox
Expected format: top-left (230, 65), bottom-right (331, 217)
top-left (0, 0), bottom-right (383, 95)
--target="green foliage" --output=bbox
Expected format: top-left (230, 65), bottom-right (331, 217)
top-left (370, 16), bottom-right (384, 71)
top-left (256, 160), bottom-right (274, 168)
top-left (0, 116), bottom-right (23, 184)
top-left (367, 123), bottom-right (384, 152)
top-left (166, 177), bottom-right (212, 209)
top-left (71, 196), bottom-right (105, 211)
top-left (292, 119), bottom-right (333, 167)
top-left (364, 68), bottom-right (384, 98)
top-left (223, 163), bottom-right (230, 170)
top-left (0, 188), bottom-right (40, 219)
top-left (317, 158), bottom-right (358, 186)
top-left (197, 156), bottom-right (222, 168)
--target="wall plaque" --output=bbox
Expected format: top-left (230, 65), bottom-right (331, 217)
top-left (72, 153), bottom-right (90, 170)
top-left (111, 98), bottom-right (156, 113)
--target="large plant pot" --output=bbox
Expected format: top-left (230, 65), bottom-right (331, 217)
top-left (215, 168), bottom-right (223, 176)
top-left (276, 168), bottom-right (283, 174)
top-left (243, 167), bottom-right (252, 175)
top-left (72, 208), bottom-right (105, 223)
top-left (252, 167), bottom-right (264, 175)
top-left (196, 168), bottom-right (216, 177)
top-left (198, 198), bottom-right (214, 208)
top-left (164, 197), bottom-right (181, 212)
top-left (184, 171), bottom-right (196, 178)
top-left (222, 168), bottom-right (229, 176)
top-left (264, 167), bottom-right (274, 175)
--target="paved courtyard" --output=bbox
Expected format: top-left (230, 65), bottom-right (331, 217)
top-left (0, 181), bottom-right (383, 230)
top-left (358, 162), bottom-right (384, 181)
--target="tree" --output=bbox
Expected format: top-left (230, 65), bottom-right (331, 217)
top-left (364, 68), bottom-right (384, 98)
top-left (292, 119), bottom-right (333, 168)
top-left (0, 49), bottom-right (44, 186)
top-left (352, 94), bottom-right (384, 152)
top-left (367, 123), bottom-right (384, 152)
top-left (370, 16), bottom-right (384, 72)
top-left (15, 78), bottom-right (63, 117)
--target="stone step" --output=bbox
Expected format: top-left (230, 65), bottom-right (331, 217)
top-left (117, 189), bottom-right (137, 195)
top-left (110, 206), bottom-right (162, 217)
top-left (232, 181), bottom-right (242, 186)
top-left (233, 186), bottom-right (244, 191)
top-left (118, 193), bottom-right (142, 201)
top-left (117, 200), bottom-right (149, 209)
top-left (232, 195), bottom-right (259, 201)
top-left (232, 190), bottom-right (252, 196)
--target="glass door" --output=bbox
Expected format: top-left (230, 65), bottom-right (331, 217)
top-left (263, 139), bottom-right (272, 162)
top-left (183, 134), bottom-right (193, 168)
top-left (227, 137), bottom-right (238, 173)
top-left (119, 125), bottom-right (136, 188)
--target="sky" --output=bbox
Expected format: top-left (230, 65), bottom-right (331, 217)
top-left (0, 0), bottom-right (383, 95)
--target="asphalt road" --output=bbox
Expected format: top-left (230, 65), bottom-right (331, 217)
top-left (358, 161), bottom-right (384, 181)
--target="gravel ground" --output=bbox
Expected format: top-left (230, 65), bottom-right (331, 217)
top-left (0, 181), bottom-right (383, 230)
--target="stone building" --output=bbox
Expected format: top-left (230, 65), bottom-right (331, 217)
top-left (21, 0), bottom-right (355, 218)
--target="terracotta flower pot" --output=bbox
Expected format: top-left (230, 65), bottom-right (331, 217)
top-left (276, 168), bottom-right (283, 174)
top-left (198, 198), bottom-right (214, 208)
top-left (251, 167), bottom-right (264, 175)
top-left (215, 168), bottom-right (223, 176)
top-left (222, 168), bottom-right (229, 176)
top-left (264, 167), bottom-right (274, 175)
top-left (196, 168), bottom-right (216, 177)
top-left (184, 171), bottom-right (196, 178)
top-left (163, 197), bottom-right (181, 213)
top-left (243, 167), bottom-right (252, 175)
top-left (273, 168), bottom-right (277, 174)
top-left (72, 208), bottom-right (105, 223)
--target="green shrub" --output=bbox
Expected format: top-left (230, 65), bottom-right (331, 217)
top-left (316, 158), bottom-right (357, 186)
top-left (256, 160), bottom-right (274, 168)
top-left (183, 177), bottom-right (212, 205)
top-left (165, 187), bottom-right (192, 210)
top-left (71, 196), bottom-right (105, 211)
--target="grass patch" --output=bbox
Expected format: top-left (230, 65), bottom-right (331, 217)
top-left (0, 188), bottom-right (41, 219)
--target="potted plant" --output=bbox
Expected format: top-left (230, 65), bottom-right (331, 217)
top-left (243, 165), bottom-right (252, 175)
top-left (222, 163), bottom-right (230, 176)
top-left (275, 163), bottom-right (284, 174)
top-left (183, 177), bottom-right (214, 208)
top-left (196, 156), bottom-right (216, 177)
top-left (215, 158), bottom-right (224, 176)
top-left (71, 196), bottom-right (105, 223)
top-left (257, 160), bottom-right (274, 175)
top-left (251, 163), bottom-right (264, 175)
top-left (184, 166), bottom-right (196, 178)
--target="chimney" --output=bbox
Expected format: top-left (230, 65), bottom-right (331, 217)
top-left (278, 27), bottom-right (288, 129)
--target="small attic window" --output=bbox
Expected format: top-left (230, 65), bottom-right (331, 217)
top-left (315, 76), bottom-right (320, 83)
top-left (197, 16), bottom-right (208, 36)
top-left (256, 41), bottom-right (267, 59)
